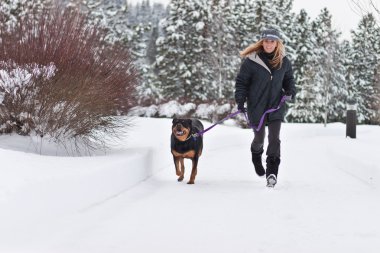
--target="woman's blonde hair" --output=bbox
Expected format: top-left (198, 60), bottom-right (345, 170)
top-left (239, 39), bottom-right (285, 69)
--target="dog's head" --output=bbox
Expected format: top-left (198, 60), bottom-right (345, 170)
top-left (172, 118), bottom-right (192, 142)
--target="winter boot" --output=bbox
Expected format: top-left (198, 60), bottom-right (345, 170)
top-left (266, 174), bottom-right (277, 188)
top-left (250, 148), bottom-right (265, 177)
top-left (266, 156), bottom-right (281, 187)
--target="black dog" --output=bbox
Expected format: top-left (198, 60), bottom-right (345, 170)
top-left (171, 118), bottom-right (204, 184)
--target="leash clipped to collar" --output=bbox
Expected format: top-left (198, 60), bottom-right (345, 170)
top-left (183, 132), bottom-right (201, 141)
top-left (189, 95), bottom-right (287, 138)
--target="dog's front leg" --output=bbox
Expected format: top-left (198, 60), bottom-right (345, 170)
top-left (188, 156), bottom-right (199, 184)
top-left (178, 158), bottom-right (185, 182)
top-left (173, 156), bottom-right (181, 177)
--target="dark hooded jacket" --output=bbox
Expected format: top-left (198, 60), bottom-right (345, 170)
top-left (235, 51), bottom-right (296, 125)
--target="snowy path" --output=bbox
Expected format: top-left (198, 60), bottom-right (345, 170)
top-left (1, 118), bottom-right (379, 253)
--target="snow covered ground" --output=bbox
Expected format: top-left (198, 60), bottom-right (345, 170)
top-left (0, 117), bottom-right (379, 253)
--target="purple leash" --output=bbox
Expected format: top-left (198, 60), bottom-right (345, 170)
top-left (192, 96), bottom-right (287, 138)
top-left (192, 110), bottom-right (242, 138)
top-left (243, 95), bottom-right (287, 132)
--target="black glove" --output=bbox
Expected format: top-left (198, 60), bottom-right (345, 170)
top-left (237, 103), bottom-right (246, 113)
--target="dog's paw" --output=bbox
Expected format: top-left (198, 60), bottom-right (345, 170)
top-left (177, 176), bottom-right (184, 182)
top-left (187, 181), bottom-right (194, 184)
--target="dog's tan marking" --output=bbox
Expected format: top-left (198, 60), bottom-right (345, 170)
top-left (174, 158), bottom-right (181, 176)
top-left (178, 158), bottom-right (185, 181)
top-left (172, 150), bottom-right (196, 159)
top-left (188, 164), bottom-right (198, 184)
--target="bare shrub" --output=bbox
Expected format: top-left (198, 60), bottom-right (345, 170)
top-left (0, 6), bottom-right (138, 152)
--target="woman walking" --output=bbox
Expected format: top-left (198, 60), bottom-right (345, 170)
top-left (235, 28), bottom-right (296, 187)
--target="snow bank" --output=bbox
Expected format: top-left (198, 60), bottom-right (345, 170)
top-left (0, 117), bottom-right (172, 221)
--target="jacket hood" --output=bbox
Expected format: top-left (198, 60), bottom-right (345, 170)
top-left (247, 52), bottom-right (271, 74)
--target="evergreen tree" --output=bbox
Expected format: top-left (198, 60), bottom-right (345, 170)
top-left (341, 40), bottom-right (356, 103)
top-left (155, 0), bottom-right (216, 101)
top-left (154, 0), bottom-right (187, 101)
top-left (68, 0), bottom-right (130, 44)
top-left (209, 0), bottom-right (240, 100)
top-left (274, 0), bottom-right (296, 58)
top-left (351, 13), bottom-right (380, 123)
top-left (328, 40), bottom-right (349, 122)
top-left (230, 0), bottom-right (256, 49)
top-left (311, 8), bottom-right (346, 124)
top-left (145, 3), bottom-right (167, 64)
top-left (287, 9), bottom-right (320, 123)
top-left (127, 1), bottom-right (167, 103)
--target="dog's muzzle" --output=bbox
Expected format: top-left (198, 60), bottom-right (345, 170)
top-left (176, 131), bottom-right (185, 136)
top-left (175, 125), bottom-right (185, 136)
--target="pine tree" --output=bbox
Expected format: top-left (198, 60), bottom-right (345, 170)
top-left (68, 0), bottom-right (130, 44)
top-left (145, 3), bottom-right (167, 64)
top-left (287, 9), bottom-right (320, 123)
top-left (351, 13), bottom-right (380, 123)
top-left (230, 0), bottom-right (256, 49)
top-left (254, 0), bottom-right (278, 37)
top-left (155, 0), bottom-right (217, 102)
top-left (329, 40), bottom-right (349, 123)
top-left (311, 8), bottom-right (346, 124)
top-left (154, 0), bottom-right (187, 101)
top-left (209, 0), bottom-right (240, 100)
top-left (128, 1), bottom-right (167, 104)
top-left (274, 0), bottom-right (296, 58)
top-left (341, 40), bottom-right (356, 102)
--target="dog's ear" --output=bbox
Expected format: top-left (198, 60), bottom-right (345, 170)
top-left (172, 118), bottom-right (177, 124)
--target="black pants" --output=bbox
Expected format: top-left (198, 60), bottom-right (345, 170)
top-left (251, 120), bottom-right (281, 158)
